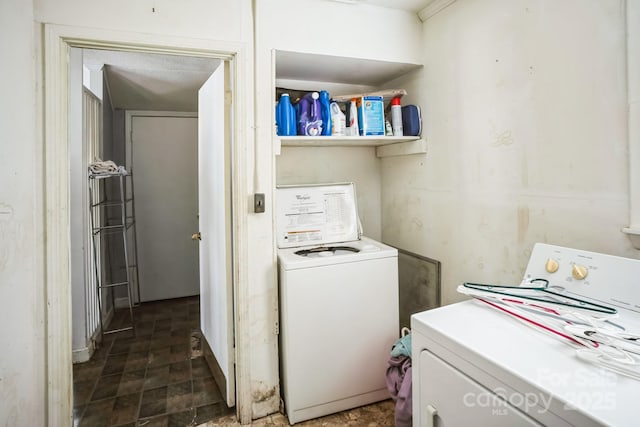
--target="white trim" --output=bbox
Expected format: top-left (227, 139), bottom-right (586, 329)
top-left (72, 307), bottom-right (110, 363)
top-left (43, 23), bottom-right (252, 426)
top-left (625, 0), bottom-right (640, 248)
top-left (44, 24), bottom-right (73, 427)
top-left (418, 0), bottom-right (457, 22)
top-left (72, 345), bottom-right (94, 364)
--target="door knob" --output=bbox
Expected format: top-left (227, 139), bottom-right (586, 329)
top-left (191, 232), bottom-right (201, 241)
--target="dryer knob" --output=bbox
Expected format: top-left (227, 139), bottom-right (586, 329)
top-left (545, 258), bottom-right (559, 273)
top-left (572, 264), bottom-right (588, 280)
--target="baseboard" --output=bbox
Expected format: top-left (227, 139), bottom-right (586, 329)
top-left (200, 329), bottom-right (228, 403)
top-left (72, 323), bottom-right (103, 364)
top-left (114, 297), bottom-right (130, 309)
top-left (72, 342), bottom-right (94, 364)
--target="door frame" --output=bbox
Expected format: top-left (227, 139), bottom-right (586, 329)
top-left (43, 24), bottom-right (251, 425)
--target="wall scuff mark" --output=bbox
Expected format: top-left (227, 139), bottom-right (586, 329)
top-left (517, 205), bottom-right (530, 243)
top-left (0, 203), bottom-right (15, 272)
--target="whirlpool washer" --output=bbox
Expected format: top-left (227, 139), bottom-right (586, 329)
top-left (276, 184), bottom-right (399, 424)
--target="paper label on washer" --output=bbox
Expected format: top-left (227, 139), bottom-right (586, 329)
top-left (276, 183), bottom-right (359, 248)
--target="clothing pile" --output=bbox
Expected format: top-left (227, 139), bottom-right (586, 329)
top-left (89, 159), bottom-right (127, 176)
top-left (386, 329), bottom-right (412, 427)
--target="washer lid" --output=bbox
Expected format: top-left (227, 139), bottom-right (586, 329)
top-left (276, 183), bottom-right (360, 249)
top-left (278, 236), bottom-right (397, 269)
top-left (294, 245), bottom-right (360, 257)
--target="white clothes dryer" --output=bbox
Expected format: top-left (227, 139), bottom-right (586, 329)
top-left (412, 243), bottom-right (640, 427)
top-left (276, 184), bottom-right (399, 424)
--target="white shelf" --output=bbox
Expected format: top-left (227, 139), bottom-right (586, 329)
top-left (275, 50), bottom-right (423, 87)
top-left (278, 135), bottom-right (415, 147)
top-left (275, 136), bottom-right (427, 158)
top-left (622, 227), bottom-right (640, 249)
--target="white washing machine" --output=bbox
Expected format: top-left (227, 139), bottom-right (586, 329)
top-left (276, 183), bottom-right (399, 424)
top-left (412, 243), bottom-right (640, 426)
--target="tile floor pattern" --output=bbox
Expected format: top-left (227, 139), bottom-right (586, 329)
top-left (74, 296), bottom-right (397, 427)
top-left (73, 296), bottom-right (234, 427)
top-left (197, 400), bottom-right (396, 427)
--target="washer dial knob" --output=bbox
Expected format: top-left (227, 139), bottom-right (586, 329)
top-left (572, 264), bottom-right (588, 280)
top-left (545, 258), bottom-right (559, 273)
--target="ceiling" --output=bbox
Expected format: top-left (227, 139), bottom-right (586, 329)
top-left (346, 0), bottom-right (431, 12)
top-left (83, 49), bottom-right (220, 112)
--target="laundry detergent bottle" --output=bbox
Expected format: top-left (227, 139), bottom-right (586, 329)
top-left (297, 95), bottom-right (310, 136)
top-left (319, 90), bottom-right (332, 136)
top-left (307, 92), bottom-right (323, 136)
top-left (276, 93), bottom-right (296, 136)
top-left (330, 102), bottom-right (346, 136)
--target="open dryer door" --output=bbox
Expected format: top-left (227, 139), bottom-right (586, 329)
top-left (197, 60), bottom-right (235, 407)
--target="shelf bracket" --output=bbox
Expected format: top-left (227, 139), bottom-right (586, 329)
top-left (376, 139), bottom-right (427, 158)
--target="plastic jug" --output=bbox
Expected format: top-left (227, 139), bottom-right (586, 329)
top-left (276, 93), bottom-right (296, 136)
top-left (330, 102), bottom-right (346, 136)
top-left (319, 90), bottom-right (332, 136)
top-left (297, 95), bottom-right (310, 136)
top-left (298, 92), bottom-right (323, 136)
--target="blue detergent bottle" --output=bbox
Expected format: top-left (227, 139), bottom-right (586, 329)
top-left (319, 90), bottom-right (332, 136)
top-left (276, 93), bottom-right (296, 136)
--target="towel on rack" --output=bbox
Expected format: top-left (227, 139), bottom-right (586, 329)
top-left (89, 159), bottom-right (127, 176)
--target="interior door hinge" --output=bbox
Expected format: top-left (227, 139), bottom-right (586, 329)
top-left (274, 320), bottom-right (279, 336)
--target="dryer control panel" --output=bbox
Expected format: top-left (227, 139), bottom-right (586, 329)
top-left (523, 243), bottom-right (640, 313)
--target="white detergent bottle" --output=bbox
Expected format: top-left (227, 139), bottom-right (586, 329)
top-left (348, 98), bottom-right (359, 136)
top-left (330, 102), bottom-right (346, 136)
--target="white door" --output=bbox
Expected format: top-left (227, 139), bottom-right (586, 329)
top-left (198, 61), bottom-right (235, 406)
top-left (131, 114), bottom-right (199, 302)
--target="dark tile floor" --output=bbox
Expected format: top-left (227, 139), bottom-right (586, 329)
top-left (73, 296), bottom-right (234, 427)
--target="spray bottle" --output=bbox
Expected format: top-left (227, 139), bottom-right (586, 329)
top-left (390, 96), bottom-right (404, 136)
top-left (347, 98), bottom-right (359, 136)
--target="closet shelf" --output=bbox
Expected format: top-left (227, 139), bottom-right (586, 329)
top-left (275, 136), bottom-right (427, 157)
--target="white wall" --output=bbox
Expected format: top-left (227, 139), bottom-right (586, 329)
top-left (0, 0), bottom-right (46, 426)
top-left (382, 0), bottom-right (637, 306)
top-left (34, 0), bottom-right (245, 41)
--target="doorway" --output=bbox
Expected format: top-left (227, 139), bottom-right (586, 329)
top-left (72, 47), bottom-right (235, 424)
top-left (43, 25), bottom-right (251, 425)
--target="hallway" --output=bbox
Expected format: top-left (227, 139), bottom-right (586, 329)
top-left (73, 296), bottom-right (234, 426)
